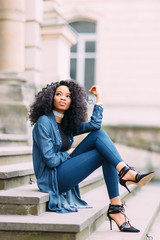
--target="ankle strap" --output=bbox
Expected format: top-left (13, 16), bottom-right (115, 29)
top-left (108, 204), bottom-right (125, 214)
top-left (118, 166), bottom-right (130, 178)
top-left (108, 203), bottom-right (129, 225)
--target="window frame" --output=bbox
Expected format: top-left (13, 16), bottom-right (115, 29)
top-left (70, 33), bottom-right (97, 87)
top-left (69, 20), bottom-right (97, 89)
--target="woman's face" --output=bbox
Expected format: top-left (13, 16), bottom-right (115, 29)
top-left (53, 85), bottom-right (72, 113)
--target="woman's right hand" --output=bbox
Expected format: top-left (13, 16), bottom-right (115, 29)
top-left (89, 85), bottom-right (102, 105)
top-left (67, 148), bottom-right (75, 155)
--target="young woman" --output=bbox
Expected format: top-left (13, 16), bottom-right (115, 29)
top-left (29, 80), bottom-right (154, 233)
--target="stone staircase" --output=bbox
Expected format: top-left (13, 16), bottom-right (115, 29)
top-left (0, 134), bottom-right (29, 146)
top-left (0, 146), bottom-right (32, 166)
top-left (0, 141), bottom-right (159, 240)
top-left (0, 162), bottom-right (34, 190)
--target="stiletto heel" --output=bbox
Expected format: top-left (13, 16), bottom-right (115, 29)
top-left (118, 165), bottom-right (155, 193)
top-left (109, 218), bottom-right (112, 230)
top-left (107, 203), bottom-right (140, 232)
top-left (123, 181), bottom-right (131, 193)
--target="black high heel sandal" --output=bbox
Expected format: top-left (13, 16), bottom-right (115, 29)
top-left (107, 203), bottom-right (140, 232)
top-left (118, 165), bottom-right (155, 193)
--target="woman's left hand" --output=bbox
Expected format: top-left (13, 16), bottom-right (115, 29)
top-left (89, 85), bottom-right (102, 103)
top-left (67, 148), bottom-right (75, 155)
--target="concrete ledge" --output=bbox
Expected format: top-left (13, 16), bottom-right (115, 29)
top-left (0, 202), bottom-right (47, 215)
top-left (0, 146), bottom-right (32, 165)
top-left (0, 168), bottom-right (137, 216)
top-left (0, 184), bottom-right (136, 232)
top-left (0, 164), bottom-right (103, 191)
top-left (0, 134), bottom-right (28, 141)
top-left (0, 168), bottom-right (105, 214)
top-left (0, 162), bottom-right (34, 179)
top-left (103, 125), bottom-right (160, 153)
top-left (0, 184), bottom-right (49, 205)
top-left (115, 143), bottom-right (160, 181)
top-left (0, 162), bottom-right (35, 190)
top-left (0, 174), bottom-right (36, 191)
top-left (0, 146), bottom-right (32, 156)
top-left (0, 134), bottom-right (28, 146)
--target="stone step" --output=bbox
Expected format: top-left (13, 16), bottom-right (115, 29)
top-left (86, 183), bottom-right (160, 240)
top-left (0, 168), bottom-right (105, 215)
top-left (0, 184), bottom-right (48, 215)
top-left (0, 146), bottom-right (32, 165)
top-left (0, 162), bottom-right (35, 190)
top-left (0, 161), bottom-right (103, 191)
top-left (148, 206), bottom-right (160, 239)
top-left (0, 134), bottom-right (28, 146)
top-left (0, 184), bottom-right (137, 240)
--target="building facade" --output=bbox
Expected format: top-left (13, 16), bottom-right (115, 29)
top-left (62, 0), bottom-right (160, 127)
top-left (0, 0), bottom-right (160, 142)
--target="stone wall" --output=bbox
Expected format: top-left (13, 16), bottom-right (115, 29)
top-left (103, 125), bottom-right (160, 153)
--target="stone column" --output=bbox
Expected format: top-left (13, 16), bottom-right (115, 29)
top-left (25, 0), bottom-right (42, 88)
top-left (40, 0), bottom-right (77, 85)
top-left (0, 0), bottom-right (28, 135)
top-left (0, 0), bottom-right (25, 74)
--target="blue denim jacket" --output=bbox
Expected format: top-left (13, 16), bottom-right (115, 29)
top-left (32, 104), bottom-right (103, 213)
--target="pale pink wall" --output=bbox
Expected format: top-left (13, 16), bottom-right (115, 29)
top-left (62, 0), bottom-right (160, 126)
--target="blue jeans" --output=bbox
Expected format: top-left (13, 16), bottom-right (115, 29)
top-left (57, 129), bottom-right (123, 199)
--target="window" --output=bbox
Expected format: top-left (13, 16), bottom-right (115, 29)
top-left (69, 21), bottom-right (96, 91)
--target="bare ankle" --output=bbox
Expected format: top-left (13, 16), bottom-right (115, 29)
top-left (123, 170), bottom-right (137, 181)
top-left (116, 162), bottom-right (126, 172)
top-left (110, 196), bottom-right (121, 205)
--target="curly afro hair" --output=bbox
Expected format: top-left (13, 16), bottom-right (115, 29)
top-left (28, 80), bottom-right (88, 135)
